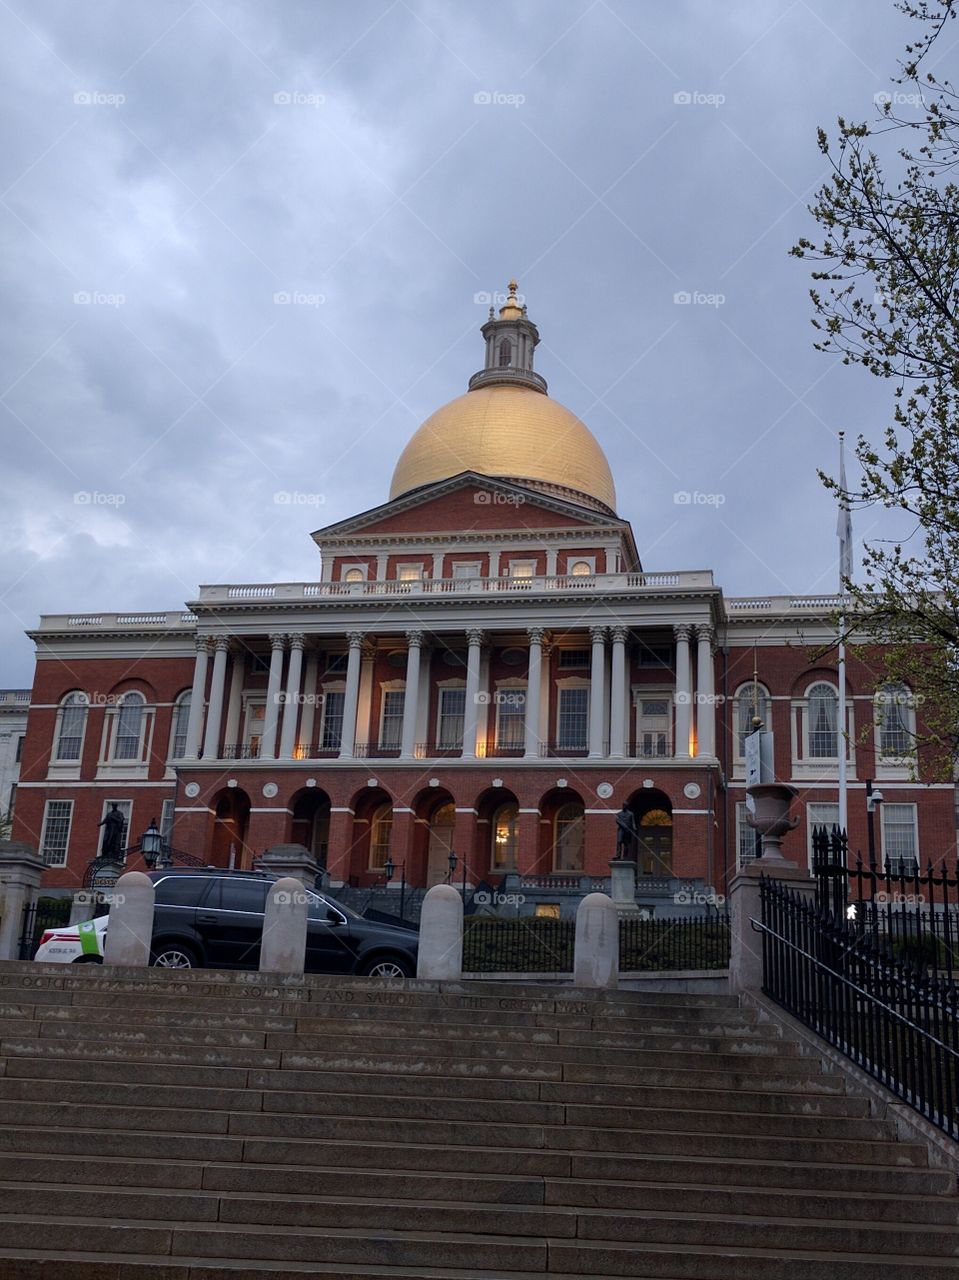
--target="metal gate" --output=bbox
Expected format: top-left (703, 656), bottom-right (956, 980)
top-left (18, 898), bottom-right (72, 960)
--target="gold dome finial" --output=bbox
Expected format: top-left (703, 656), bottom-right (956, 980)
top-left (499, 279), bottom-right (523, 320)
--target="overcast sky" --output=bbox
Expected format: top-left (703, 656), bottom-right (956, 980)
top-left (0, 1), bottom-right (936, 686)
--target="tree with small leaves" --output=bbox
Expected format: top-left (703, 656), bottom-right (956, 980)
top-left (792, 0), bottom-right (959, 777)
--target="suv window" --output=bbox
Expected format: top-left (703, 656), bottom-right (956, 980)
top-left (211, 878), bottom-right (271, 914)
top-left (153, 875), bottom-right (216, 907)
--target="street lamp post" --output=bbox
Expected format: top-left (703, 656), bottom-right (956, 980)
top-left (447, 849), bottom-right (457, 884)
top-left (140, 819), bottom-right (165, 870)
top-left (866, 780), bottom-right (884, 871)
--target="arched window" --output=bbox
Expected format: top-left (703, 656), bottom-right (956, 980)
top-left (877, 683), bottom-right (913, 757)
top-left (170, 692), bottom-right (191, 759)
top-left (490, 802), bottom-right (519, 871)
top-left (113, 691), bottom-right (145, 761)
top-left (55, 692), bottom-right (88, 762)
top-left (736, 682), bottom-right (770, 756)
top-left (498, 339), bottom-right (512, 368)
top-left (344, 568), bottom-right (364, 583)
top-left (807, 683), bottom-right (838, 758)
top-left (369, 803), bottom-right (392, 869)
top-left (553, 802), bottom-right (585, 871)
top-left (570, 560), bottom-right (592, 577)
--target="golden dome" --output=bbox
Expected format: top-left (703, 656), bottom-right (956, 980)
top-left (389, 384), bottom-right (617, 513)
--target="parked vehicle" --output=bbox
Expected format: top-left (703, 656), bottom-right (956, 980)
top-left (34, 870), bottom-right (418, 977)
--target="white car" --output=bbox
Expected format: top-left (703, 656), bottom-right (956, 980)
top-left (34, 915), bottom-right (107, 963)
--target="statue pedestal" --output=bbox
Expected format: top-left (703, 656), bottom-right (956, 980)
top-left (608, 859), bottom-right (642, 916)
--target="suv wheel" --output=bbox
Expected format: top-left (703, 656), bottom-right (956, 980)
top-left (359, 954), bottom-right (412, 979)
top-left (152, 943), bottom-right (198, 969)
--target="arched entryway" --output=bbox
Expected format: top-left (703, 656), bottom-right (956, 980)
top-left (539, 787), bottom-right (586, 873)
top-left (290, 788), bottom-right (331, 869)
top-left (425, 797), bottom-right (456, 886)
top-left (628, 789), bottom-right (673, 876)
top-left (209, 787), bottom-right (251, 868)
top-left (349, 787), bottom-right (393, 883)
top-left (475, 786), bottom-right (520, 876)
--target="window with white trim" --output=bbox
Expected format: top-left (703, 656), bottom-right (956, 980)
top-left (557, 687), bottom-right (589, 750)
top-left (876, 683), bottom-right (915, 759)
top-left (160, 797), bottom-right (175, 848)
top-left (54, 692), bottom-right (88, 762)
top-left (343, 566), bottom-right (366, 583)
top-left (568, 558), bottom-right (594, 577)
top-left (379, 689), bottom-right (405, 749)
top-left (112, 692), bottom-right (145, 761)
top-left (451, 561), bottom-right (481, 580)
top-left (807, 683), bottom-right (838, 758)
top-left (437, 687), bottom-right (466, 750)
top-left (882, 803), bottom-right (919, 875)
top-left (495, 688), bottom-right (526, 749)
top-left (170, 692), bottom-right (191, 759)
top-left (636, 694), bottom-right (671, 758)
top-left (320, 689), bottom-right (345, 751)
top-left (243, 701), bottom-right (265, 758)
top-left (40, 799), bottom-right (73, 866)
top-left (736, 683), bottom-right (771, 757)
top-left (397, 564), bottom-right (424, 582)
top-left (508, 559), bottom-right (536, 579)
top-left (806, 802), bottom-right (840, 867)
top-left (98, 799), bottom-right (132, 855)
top-left (736, 801), bottom-right (762, 870)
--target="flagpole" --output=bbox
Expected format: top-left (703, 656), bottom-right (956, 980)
top-left (837, 432), bottom-right (848, 836)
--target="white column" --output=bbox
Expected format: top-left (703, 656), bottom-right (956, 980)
top-left (432, 551), bottom-right (444, 579)
top-left (488, 550), bottom-right (501, 579)
top-left (375, 553), bottom-right (388, 581)
top-left (298, 652), bottom-right (319, 757)
top-left (674, 624), bottom-right (693, 759)
top-left (183, 637), bottom-right (210, 760)
top-left (201, 636), bottom-right (230, 760)
top-left (260, 634), bottom-right (286, 760)
top-left (462, 628), bottom-right (485, 758)
top-left (223, 649), bottom-right (243, 754)
top-left (279, 633), bottom-right (305, 759)
top-left (696, 624), bottom-right (716, 759)
top-left (609, 626), bottom-right (628, 759)
top-left (401, 630), bottom-right (423, 759)
top-left (524, 627), bottom-right (545, 759)
top-left (339, 631), bottom-right (365, 759)
top-left (545, 548), bottom-right (558, 577)
top-left (588, 626), bottom-right (607, 758)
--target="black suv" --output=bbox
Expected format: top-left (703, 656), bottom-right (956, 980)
top-left (147, 870), bottom-right (418, 978)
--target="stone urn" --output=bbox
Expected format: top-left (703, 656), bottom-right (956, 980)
top-left (745, 783), bottom-right (800, 862)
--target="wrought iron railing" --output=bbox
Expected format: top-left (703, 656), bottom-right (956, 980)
top-left (759, 876), bottom-right (959, 1140)
top-left (463, 917), bottom-right (575, 972)
top-left (619, 913), bottom-right (730, 971)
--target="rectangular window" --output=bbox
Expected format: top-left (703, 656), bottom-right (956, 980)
top-left (160, 798), bottom-right (175, 848)
top-left (379, 690), bottom-right (405, 748)
top-left (14, 736), bottom-right (24, 763)
top-left (509, 560), bottom-right (536, 579)
top-left (249, 654), bottom-right (270, 675)
top-left (558, 649), bottom-right (590, 669)
top-left (40, 799), bottom-right (73, 866)
top-left (397, 564), bottom-right (423, 581)
top-left (882, 803), bottom-right (919, 875)
top-left (806, 802), bottom-right (840, 867)
top-left (557, 687), bottom-right (589, 749)
top-left (451, 562), bottom-right (481, 580)
top-left (320, 690), bottom-right (345, 751)
top-left (736, 801), bottom-right (762, 870)
top-left (437, 688), bottom-right (466, 749)
top-left (98, 800), bottom-right (132, 856)
top-left (325, 653), bottom-right (348, 674)
top-left (495, 689), bottom-right (526, 748)
top-left (637, 696), bottom-right (671, 757)
top-left (879, 695), bottom-right (911, 757)
top-left (637, 643), bottom-right (673, 668)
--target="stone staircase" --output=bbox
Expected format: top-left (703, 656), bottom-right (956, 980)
top-left (0, 961), bottom-right (955, 1277)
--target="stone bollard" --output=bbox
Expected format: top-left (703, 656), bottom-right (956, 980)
top-left (259, 877), bottom-right (309, 974)
top-left (416, 884), bottom-right (463, 981)
top-left (103, 871), bottom-right (155, 968)
top-left (574, 892), bottom-right (619, 989)
top-left (728, 858), bottom-right (815, 993)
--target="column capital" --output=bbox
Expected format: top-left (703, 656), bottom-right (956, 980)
top-left (195, 636), bottom-right (212, 656)
top-left (695, 623), bottom-right (715, 647)
top-left (589, 625), bottom-right (608, 644)
top-left (610, 625), bottom-right (629, 644)
top-left (346, 630), bottom-right (366, 650)
top-left (213, 635), bottom-right (231, 654)
top-left (269, 633), bottom-right (287, 651)
top-left (405, 629), bottom-right (424, 649)
top-left (287, 633), bottom-right (306, 651)
top-left (674, 623), bottom-right (693, 643)
top-left (465, 628), bottom-right (486, 648)
top-left (527, 627), bottom-right (546, 645)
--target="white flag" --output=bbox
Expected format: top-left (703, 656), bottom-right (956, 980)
top-left (837, 437), bottom-right (853, 584)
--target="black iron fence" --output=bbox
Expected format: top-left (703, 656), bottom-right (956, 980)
top-left (759, 875), bottom-right (959, 1141)
top-left (461, 913), bottom-right (730, 974)
top-left (619, 913), bottom-right (730, 971)
top-left (18, 897), bottom-right (72, 960)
